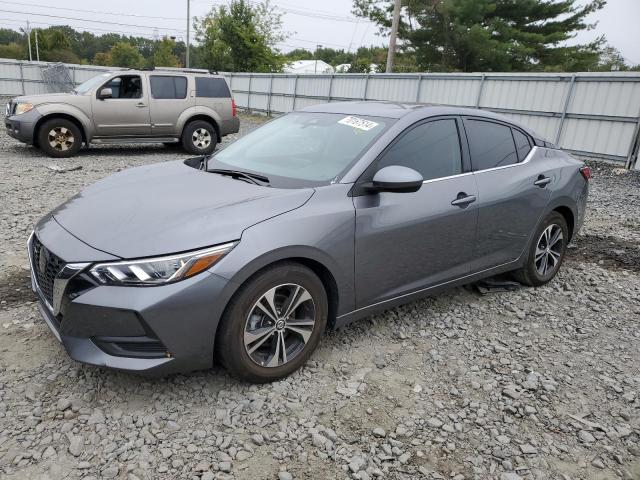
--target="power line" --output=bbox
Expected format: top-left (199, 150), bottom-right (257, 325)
top-left (0, 8), bottom-right (187, 33)
top-left (0, 19), bottom-right (159, 39)
top-left (0, 0), bottom-right (184, 21)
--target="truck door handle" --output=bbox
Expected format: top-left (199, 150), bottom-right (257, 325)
top-left (136, 103), bottom-right (147, 108)
top-left (451, 193), bottom-right (476, 207)
top-left (534, 175), bottom-right (551, 187)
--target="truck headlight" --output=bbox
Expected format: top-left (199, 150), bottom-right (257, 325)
top-left (88, 242), bottom-right (236, 286)
top-left (14, 103), bottom-right (34, 115)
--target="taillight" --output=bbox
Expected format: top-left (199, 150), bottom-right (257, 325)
top-left (231, 98), bottom-right (237, 117)
top-left (579, 166), bottom-right (592, 181)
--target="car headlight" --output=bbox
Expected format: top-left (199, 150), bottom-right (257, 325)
top-left (89, 242), bottom-right (236, 286)
top-left (14, 103), bottom-right (34, 115)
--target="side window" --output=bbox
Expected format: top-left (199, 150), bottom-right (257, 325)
top-left (150, 76), bottom-right (187, 99)
top-left (104, 75), bottom-right (142, 99)
top-left (377, 119), bottom-right (462, 181)
top-left (465, 119), bottom-right (518, 171)
top-left (512, 128), bottom-right (532, 162)
top-left (195, 77), bottom-right (231, 98)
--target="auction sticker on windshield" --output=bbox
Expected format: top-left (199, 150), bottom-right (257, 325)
top-left (338, 116), bottom-right (379, 131)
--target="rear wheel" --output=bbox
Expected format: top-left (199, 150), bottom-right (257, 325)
top-left (37, 118), bottom-right (82, 158)
top-left (216, 263), bottom-right (327, 383)
top-left (513, 211), bottom-right (568, 287)
top-left (181, 120), bottom-right (217, 155)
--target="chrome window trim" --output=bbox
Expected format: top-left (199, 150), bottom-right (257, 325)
top-left (420, 147), bottom-right (538, 184)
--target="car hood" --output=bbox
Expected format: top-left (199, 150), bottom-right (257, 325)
top-left (52, 160), bottom-right (314, 259)
top-left (13, 93), bottom-right (76, 106)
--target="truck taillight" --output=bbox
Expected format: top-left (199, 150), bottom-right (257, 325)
top-left (579, 166), bottom-right (592, 181)
top-left (232, 98), bottom-right (237, 117)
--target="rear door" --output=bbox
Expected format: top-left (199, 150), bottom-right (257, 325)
top-left (462, 117), bottom-right (553, 271)
top-left (195, 76), bottom-right (232, 117)
top-left (148, 74), bottom-right (193, 136)
top-left (353, 117), bottom-right (479, 308)
top-left (91, 74), bottom-right (151, 137)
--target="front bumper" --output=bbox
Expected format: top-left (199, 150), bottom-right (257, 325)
top-left (5, 108), bottom-right (42, 144)
top-left (29, 217), bottom-right (238, 375)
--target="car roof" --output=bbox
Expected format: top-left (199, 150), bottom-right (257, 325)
top-left (300, 101), bottom-right (548, 144)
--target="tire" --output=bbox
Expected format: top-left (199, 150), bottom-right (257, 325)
top-left (181, 120), bottom-right (217, 155)
top-left (513, 211), bottom-right (569, 287)
top-left (37, 118), bottom-right (82, 158)
top-left (216, 262), bottom-right (328, 383)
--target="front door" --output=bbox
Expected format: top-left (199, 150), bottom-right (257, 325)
top-left (462, 118), bottom-right (553, 271)
top-left (353, 117), bottom-right (479, 308)
top-left (91, 74), bottom-right (151, 137)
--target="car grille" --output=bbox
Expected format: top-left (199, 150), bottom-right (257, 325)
top-left (5, 101), bottom-right (15, 116)
top-left (31, 235), bottom-right (66, 306)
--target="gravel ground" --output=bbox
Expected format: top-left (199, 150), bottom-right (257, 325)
top-left (0, 105), bottom-right (639, 480)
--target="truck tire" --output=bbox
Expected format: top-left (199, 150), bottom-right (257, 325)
top-left (37, 118), bottom-right (83, 158)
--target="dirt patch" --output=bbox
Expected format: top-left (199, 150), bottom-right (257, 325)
top-left (0, 267), bottom-right (35, 310)
top-left (569, 234), bottom-right (640, 272)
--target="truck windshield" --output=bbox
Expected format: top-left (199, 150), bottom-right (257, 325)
top-left (73, 73), bottom-right (111, 94)
top-left (209, 112), bottom-right (391, 188)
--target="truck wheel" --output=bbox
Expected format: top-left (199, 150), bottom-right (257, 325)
top-left (37, 118), bottom-right (82, 158)
top-left (182, 120), bottom-right (217, 155)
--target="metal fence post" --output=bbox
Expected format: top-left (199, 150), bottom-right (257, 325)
top-left (626, 108), bottom-right (640, 169)
top-left (555, 75), bottom-right (576, 146)
top-left (292, 75), bottom-right (299, 111)
top-left (327, 74), bottom-right (334, 102)
top-left (247, 74), bottom-right (252, 113)
top-left (19, 62), bottom-right (25, 94)
top-left (415, 73), bottom-right (423, 102)
top-left (475, 74), bottom-right (486, 108)
top-left (72, 66), bottom-right (76, 86)
top-left (267, 74), bottom-right (274, 116)
top-left (362, 74), bottom-right (370, 101)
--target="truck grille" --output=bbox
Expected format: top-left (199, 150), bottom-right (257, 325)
top-left (31, 235), bottom-right (65, 306)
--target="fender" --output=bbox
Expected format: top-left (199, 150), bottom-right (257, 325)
top-left (176, 106), bottom-right (223, 138)
top-left (34, 103), bottom-right (94, 140)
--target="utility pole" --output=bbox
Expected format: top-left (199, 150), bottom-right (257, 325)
top-left (186, 0), bottom-right (190, 68)
top-left (35, 29), bottom-right (40, 62)
top-left (385, 0), bottom-right (401, 73)
top-left (26, 20), bottom-right (32, 61)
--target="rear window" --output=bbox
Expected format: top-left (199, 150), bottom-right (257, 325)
top-left (465, 119), bottom-right (518, 171)
top-left (150, 76), bottom-right (187, 99)
top-left (196, 77), bottom-right (231, 98)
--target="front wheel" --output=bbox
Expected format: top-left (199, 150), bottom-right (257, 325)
top-left (181, 120), bottom-right (217, 155)
top-left (216, 263), bottom-right (328, 383)
top-left (37, 118), bottom-right (82, 158)
top-left (513, 211), bottom-right (569, 287)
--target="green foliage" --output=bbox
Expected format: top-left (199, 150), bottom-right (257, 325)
top-left (0, 28), bottom-right (22, 45)
top-left (150, 38), bottom-right (181, 68)
top-left (0, 42), bottom-right (24, 60)
top-left (108, 42), bottom-right (145, 69)
top-left (195, 0), bottom-right (287, 72)
top-left (353, 0), bottom-right (616, 72)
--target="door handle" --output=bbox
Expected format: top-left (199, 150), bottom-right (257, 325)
top-left (534, 175), bottom-right (551, 187)
top-left (136, 103), bottom-right (147, 108)
top-left (451, 193), bottom-right (476, 207)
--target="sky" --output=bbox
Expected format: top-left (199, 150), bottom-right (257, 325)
top-left (0, 0), bottom-right (639, 65)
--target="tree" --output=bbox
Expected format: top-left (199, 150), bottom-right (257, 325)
top-left (150, 38), bottom-right (180, 67)
top-left (0, 42), bottom-right (24, 60)
top-left (195, 0), bottom-right (287, 72)
top-left (353, 0), bottom-right (608, 72)
top-left (108, 42), bottom-right (144, 68)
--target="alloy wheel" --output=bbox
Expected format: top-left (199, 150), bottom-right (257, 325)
top-left (244, 283), bottom-right (316, 368)
top-left (535, 224), bottom-right (564, 276)
top-left (192, 128), bottom-right (212, 149)
top-left (48, 127), bottom-right (75, 151)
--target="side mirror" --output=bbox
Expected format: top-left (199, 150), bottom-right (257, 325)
top-left (371, 165), bottom-right (423, 193)
top-left (98, 87), bottom-right (112, 99)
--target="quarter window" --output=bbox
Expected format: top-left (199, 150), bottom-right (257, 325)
top-left (465, 119), bottom-right (518, 171)
top-left (512, 128), bottom-right (532, 162)
top-left (195, 77), bottom-right (231, 98)
top-left (376, 119), bottom-right (462, 181)
top-left (150, 76), bottom-right (187, 99)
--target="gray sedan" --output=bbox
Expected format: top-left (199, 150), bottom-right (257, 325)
top-left (29, 102), bottom-right (590, 382)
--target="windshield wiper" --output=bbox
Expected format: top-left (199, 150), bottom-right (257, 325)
top-left (209, 168), bottom-right (270, 186)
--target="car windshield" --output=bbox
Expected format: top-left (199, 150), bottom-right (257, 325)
top-left (209, 112), bottom-right (392, 187)
top-left (73, 73), bottom-right (111, 94)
